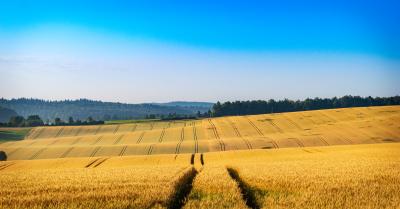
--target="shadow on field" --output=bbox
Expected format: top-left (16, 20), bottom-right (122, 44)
top-left (0, 151), bottom-right (7, 161)
top-left (168, 167), bottom-right (198, 209)
top-left (227, 167), bottom-right (260, 209)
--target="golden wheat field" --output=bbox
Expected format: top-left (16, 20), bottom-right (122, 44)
top-left (1, 106), bottom-right (399, 160)
top-left (0, 106), bottom-right (400, 209)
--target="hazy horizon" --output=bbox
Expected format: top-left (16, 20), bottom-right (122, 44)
top-left (1, 1), bottom-right (399, 103)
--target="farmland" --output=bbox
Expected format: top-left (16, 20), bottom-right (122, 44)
top-left (0, 106), bottom-right (399, 208)
top-left (1, 105), bottom-right (399, 160)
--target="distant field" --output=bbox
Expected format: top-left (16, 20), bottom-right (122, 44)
top-left (0, 105), bottom-right (399, 160)
top-left (1, 143), bottom-right (399, 208)
top-left (0, 127), bottom-right (31, 143)
top-left (105, 118), bottom-right (161, 124)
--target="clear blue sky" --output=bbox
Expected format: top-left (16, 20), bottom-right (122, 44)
top-left (0, 0), bottom-right (399, 103)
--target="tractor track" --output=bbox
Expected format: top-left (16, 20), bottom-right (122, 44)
top-left (70, 137), bottom-right (82, 145)
top-left (246, 117), bottom-right (264, 136)
top-left (208, 119), bottom-right (226, 151)
top-left (92, 136), bottom-right (103, 145)
top-left (147, 144), bottom-right (155, 155)
top-left (136, 132), bottom-right (145, 143)
top-left (74, 126), bottom-right (82, 136)
top-left (131, 124), bottom-right (137, 132)
top-left (113, 125), bottom-right (120, 133)
top-left (54, 127), bottom-right (65, 138)
top-left (60, 147), bottom-right (74, 158)
top-left (90, 146), bottom-right (101, 157)
top-left (33, 127), bottom-right (45, 139)
top-left (319, 136), bottom-right (330, 146)
top-left (175, 127), bottom-right (185, 154)
top-left (113, 134), bottom-right (125, 145)
top-left (228, 118), bottom-right (252, 150)
top-left (119, 145), bottom-right (128, 156)
top-left (29, 148), bottom-right (46, 160)
top-left (290, 137), bottom-right (304, 147)
top-left (193, 122), bottom-right (199, 153)
top-left (85, 157), bottom-right (108, 168)
top-left (0, 162), bottom-right (16, 171)
top-left (282, 115), bottom-right (303, 130)
top-left (93, 126), bottom-right (102, 135)
top-left (159, 128), bottom-right (166, 143)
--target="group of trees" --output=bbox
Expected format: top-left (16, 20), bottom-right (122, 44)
top-left (0, 115), bottom-right (44, 127)
top-left (52, 116), bottom-right (104, 126)
top-left (0, 115), bottom-right (104, 127)
top-left (0, 98), bottom-right (211, 121)
top-left (212, 96), bottom-right (400, 117)
top-left (145, 111), bottom-right (212, 120)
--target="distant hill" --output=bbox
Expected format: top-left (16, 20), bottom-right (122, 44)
top-left (0, 106), bottom-right (18, 123)
top-left (152, 101), bottom-right (214, 108)
top-left (0, 98), bottom-right (212, 122)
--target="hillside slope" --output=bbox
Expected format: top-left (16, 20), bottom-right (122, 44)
top-left (0, 105), bottom-right (399, 160)
top-left (0, 106), bottom-right (18, 123)
top-left (0, 98), bottom-right (212, 121)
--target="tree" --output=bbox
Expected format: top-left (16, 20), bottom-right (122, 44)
top-left (68, 117), bottom-right (74, 124)
top-left (25, 115), bottom-right (44, 127)
top-left (54, 117), bottom-right (63, 125)
top-left (9, 116), bottom-right (25, 127)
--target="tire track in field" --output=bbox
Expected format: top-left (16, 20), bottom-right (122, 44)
top-left (0, 162), bottom-right (16, 171)
top-left (228, 118), bottom-right (252, 150)
top-left (268, 119), bottom-right (283, 133)
top-left (60, 147), bottom-right (74, 158)
top-left (289, 137), bottom-right (304, 147)
top-left (74, 126), bottom-right (82, 136)
top-left (208, 118), bottom-right (226, 151)
top-left (94, 126), bottom-right (102, 135)
top-left (131, 124), bottom-right (137, 132)
top-left (113, 134), bottom-right (125, 145)
top-left (319, 135), bottom-right (330, 146)
top-left (147, 144), bottom-right (155, 155)
top-left (159, 128), bottom-right (166, 143)
top-left (29, 148), bottom-right (46, 160)
top-left (136, 132), bottom-right (145, 143)
top-left (47, 139), bottom-right (59, 146)
top-left (92, 136), bottom-right (103, 145)
top-left (85, 157), bottom-right (108, 168)
top-left (90, 146), bottom-right (101, 157)
top-left (227, 167), bottom-right (260, 209)
top-left (32, 127), bottom-right (45, 139)
top-left (54, 127), bottom-right (65, 138)
top-left (245, 117), bottom-right (264, 136)
top-left (167, 167), bottom-right (198, 209)
top-left (281, 115), bottom-right (303, 130)
top-left (70, 137), bottom-right (82, 145)
top-left (149, 122), bottom-right (154, 130)
top-left (200, 153), bottom-right (204, 166)
top-left (175, 127), bottom-right (185, 154)
top-left (113, 125), bottom-right (120, 133)
top-left (119, 146), bottom-right (128, 156)
top-left (193, 122), bottom-right (199, 153)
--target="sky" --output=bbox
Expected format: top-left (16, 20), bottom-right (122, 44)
top-left (0, 0), bottom-right (399, 103)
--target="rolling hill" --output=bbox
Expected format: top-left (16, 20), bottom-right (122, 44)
top-left (1, 105), bottom-right (399, 160)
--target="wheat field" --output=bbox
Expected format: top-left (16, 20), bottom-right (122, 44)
top-left (0, 106), bottom-right (400, 208)
top-left (1, 106), bottom-right (399, 160)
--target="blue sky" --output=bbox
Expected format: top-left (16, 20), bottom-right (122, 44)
top-left (0, 0), bottom-right (399, 103)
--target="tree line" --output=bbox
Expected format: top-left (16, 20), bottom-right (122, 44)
top-left (211, 95), bottom-right (400, 117)
top-left (0, 115), bottom-right (104, 127)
